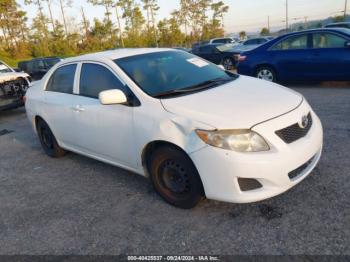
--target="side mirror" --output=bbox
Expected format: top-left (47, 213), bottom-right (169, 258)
top-left (99, 89), bottom-right (127, 105)
top-left (346, 42), bottom-right (350, 48)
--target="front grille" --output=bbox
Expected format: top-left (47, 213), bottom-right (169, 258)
top-left (288, 156), bottom-right (315, 180)
top-left (275, 113), bottom-right (312, 144)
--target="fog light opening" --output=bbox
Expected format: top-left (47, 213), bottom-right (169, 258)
top-left (238, 178), bottom-right (263, 192)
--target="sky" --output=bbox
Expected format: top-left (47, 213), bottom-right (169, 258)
top-left (17, 0), bottom-right (349, 34)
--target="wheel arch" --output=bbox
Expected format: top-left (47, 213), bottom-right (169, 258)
top-left (141, 140), bottom-right (206, 198)
top-left (141, 140), bottom-right (187, 177)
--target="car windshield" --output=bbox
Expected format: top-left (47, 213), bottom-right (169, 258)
top-left (0, 62), bottom-right (13, 73)
top-left (115, 51), bottom-right (237, 98)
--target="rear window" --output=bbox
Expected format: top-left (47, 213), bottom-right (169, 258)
top-left (46, 64), bottom-right (76, 94)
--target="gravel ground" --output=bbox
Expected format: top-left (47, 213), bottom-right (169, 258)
top-left (0, 84), bottom-right (349, 255)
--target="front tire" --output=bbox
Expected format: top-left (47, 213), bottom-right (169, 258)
top-left (149, 147), bottom-right (204, 209)
top-left (37, 119), bottom-right (66, 158)
top-left (256, 66), bottom-right (277, 82)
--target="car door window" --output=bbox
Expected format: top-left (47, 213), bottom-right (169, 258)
top-left (199, 46), bottom-right (214, 54)
top-left (272, 34), bottom-right (308, 50)
top-left (312, 33), bottom-right (348, 48)
top-left (33, 60), bottom-right (46, 71)
top-left (79, 63), bottom-right (126, 99)
top-left (46, 64), bottom-right (77, 94)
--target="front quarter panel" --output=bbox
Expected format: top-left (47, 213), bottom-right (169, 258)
top-left (133, 99), bottom-right (214, 172)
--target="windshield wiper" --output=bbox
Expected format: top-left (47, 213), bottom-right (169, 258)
top-left (153, 77), bottom-right (233, 98)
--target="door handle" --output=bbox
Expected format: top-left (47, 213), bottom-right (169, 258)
top-left (72, 105), bottom-right (85, 112)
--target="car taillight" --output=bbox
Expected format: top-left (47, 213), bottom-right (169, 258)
top-left (238, 55), bottom-right (247, 62)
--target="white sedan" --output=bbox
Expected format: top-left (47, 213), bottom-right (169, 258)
top-left (25, 49), bottom-right (323, 209)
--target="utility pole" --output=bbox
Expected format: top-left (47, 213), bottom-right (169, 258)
top-left (268, 16), bottom-right (270, 31)
top-left (304, 16), bottom-right (308, 28)
top-left (345, 0), bottom-right (348, 19)
top-left (286, 0), bottom-right (289, 31)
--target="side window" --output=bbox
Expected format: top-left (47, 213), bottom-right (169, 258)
top-left (46, 64), bottom-right (77, 94)
top-left (313, 33), bottom-right (348, 48)
top-left (199, 46), bottom-right (213, 53)
top-left (272, 34), bottom-right (308, 50)
top-left (79, 63), bottom-right (125, 99)
top-left (33, 60), bottom-right (46, 71)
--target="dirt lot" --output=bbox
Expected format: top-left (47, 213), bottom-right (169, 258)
top-left (0, 84), bottom-right (349, 255)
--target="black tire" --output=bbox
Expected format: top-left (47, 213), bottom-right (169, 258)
top-left (149, 146), bottom-right (204, 209)
top-left (255, 66), bottom-right (277, 82)
top-left (36, 119), bottom-right (66, 158)
top-left (222, 57), bottom-right (234, 70)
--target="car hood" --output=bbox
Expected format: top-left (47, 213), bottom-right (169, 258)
top-left (160, 76), bottom-right (303, 129)
top-left (0, 72), bottom-right (30, 84)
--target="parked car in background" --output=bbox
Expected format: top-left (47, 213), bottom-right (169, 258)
top-left (18, 57), bottom-right (62, 81)
top-left (228, 37), bottom-right (274, 64)
top-left (172, 47), bottom-right (191, 53)
top-left (191, 38), bottom-right (236, 50)
top-left (237, 28), bottom-right (350, 82)
top-left (208, 37), bottom-right (235, 44)
top-left (25, 49), bottom-right (323, 209)
top-left (233, 37), bottom-right (272, 52)
top-left (192, 44), bottom-right (239, 70)
top-left (0, 61), bottom-right (31, 111)
top-left (325, 22), bottom-right (350, 29)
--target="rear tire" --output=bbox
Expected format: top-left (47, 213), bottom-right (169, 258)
top-left (149, 146), bottom-right (204, 209)
top-left (256, 66), bottom-right (277, 82)
top-left (222, 57), bottom-right (234, 71)
top-left (37, 119), bottom-right (66, 158)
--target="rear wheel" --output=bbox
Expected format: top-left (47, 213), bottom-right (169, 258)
top-left (37, 119), bottom-right (66, 158)
top-left (222, 57), bottom-right (234, 70)
top-left (256, 66), bottom-right (277, 82)
top-left (149, 146), bottom-right (204, 209)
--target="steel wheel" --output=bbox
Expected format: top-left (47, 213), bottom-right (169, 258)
top-left (149, 146), bottom-right (204, 209)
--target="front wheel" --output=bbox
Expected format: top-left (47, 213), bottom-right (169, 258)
top-left (149, 147), bottom-right (204, 209)
top-left (256, 66), bottom-right (277, 82)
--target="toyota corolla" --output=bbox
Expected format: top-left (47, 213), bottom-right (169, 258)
top-left (25, 49), bottom-right (323, 209)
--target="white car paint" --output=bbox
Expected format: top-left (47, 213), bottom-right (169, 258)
top-left (25, 48), bottom-right (323, 204)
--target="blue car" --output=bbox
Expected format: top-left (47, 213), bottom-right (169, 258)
top-left (237, 28), bottom-right (350, 82)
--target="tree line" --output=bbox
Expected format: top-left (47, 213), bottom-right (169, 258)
top-left (0, 0), bottom-right (229, 65)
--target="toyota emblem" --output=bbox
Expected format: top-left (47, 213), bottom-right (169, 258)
top-left (299, 115), bottom-right (309, 129)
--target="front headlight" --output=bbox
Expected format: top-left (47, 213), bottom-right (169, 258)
top-left (196, 129), bottom-right (270, 152)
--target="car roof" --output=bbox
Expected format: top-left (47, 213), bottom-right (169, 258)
top-left (327, 22), bottom-right (350, 25)
top-left (63, 48), bottom-right (174, 63)
top-left (280, 28), bottom-right (350, 37)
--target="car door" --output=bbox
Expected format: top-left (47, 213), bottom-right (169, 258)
top-left (268, 33), bottom-right (311, 80)
top-left (309, 32), bottom-right (350, 80)
top-left (42, 63), bottom-right (79, 146)
top-left (197, 46), bottom-right (222, 64)
top-left (69, 62), bottom-right (136, 168)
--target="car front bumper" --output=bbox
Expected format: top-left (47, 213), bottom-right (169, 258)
top-left (189, 100), bottom-right (323, 203)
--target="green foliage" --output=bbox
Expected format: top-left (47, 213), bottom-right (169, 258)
top-left (260, 27), bottom-right (270, 36)
top-left (0, 0), bottom-right (230, 65)
top-left (332, 15), bottom-right (345, 23)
